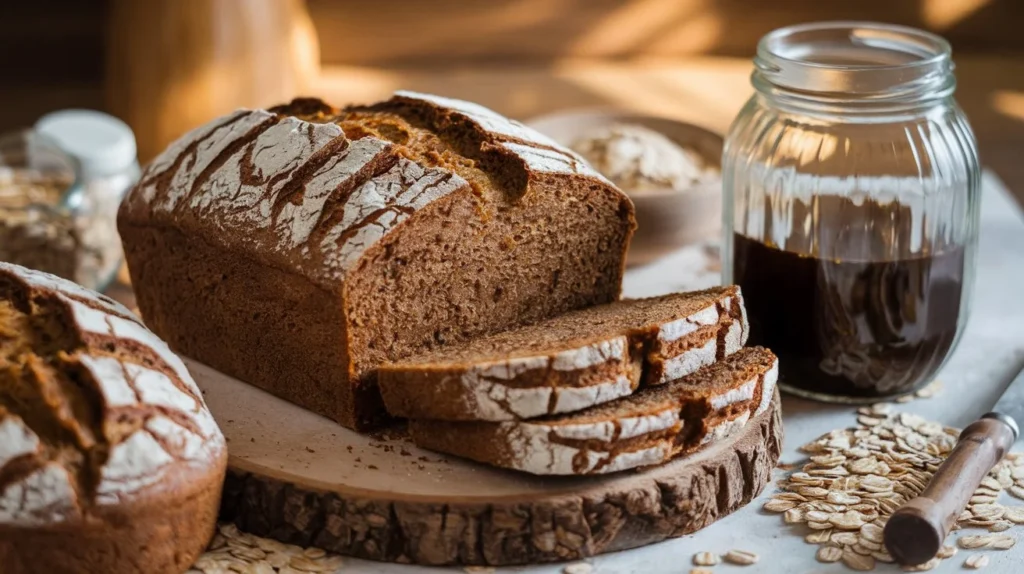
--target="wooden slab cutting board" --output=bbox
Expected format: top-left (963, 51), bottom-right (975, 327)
top-left (188, 359), bottom-right (783, 567)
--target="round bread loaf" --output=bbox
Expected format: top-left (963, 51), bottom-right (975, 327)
top-left (0, 262), bottom-right (227, 574)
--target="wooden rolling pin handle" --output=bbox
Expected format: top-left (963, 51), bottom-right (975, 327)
top-left (883, 415), bottom-right (1017, 566)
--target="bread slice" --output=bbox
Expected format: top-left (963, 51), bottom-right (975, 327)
top-left (378, 286), bottom-right (748, 421)
top-left (408, 346), bottom-right (777, 475)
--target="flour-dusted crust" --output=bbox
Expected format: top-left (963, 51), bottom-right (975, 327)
top-left (0, 262), bottom-right (227, 574)
top-left (119, 92), bottom-right (635, 430)
top-left (409, 347), bottom-right (778, 475)
top-left (121, 92), bottom-right (611, 288)
top-left (380, 287), bottom-right (747, 422)
top-left (120, 109), bottom-right (464, 287)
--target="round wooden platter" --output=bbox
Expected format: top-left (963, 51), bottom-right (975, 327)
top-left (189, 359), bottom-right (784, 567)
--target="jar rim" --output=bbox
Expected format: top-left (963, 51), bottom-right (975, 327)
top-left (755, 21), bottom-right (954, 100)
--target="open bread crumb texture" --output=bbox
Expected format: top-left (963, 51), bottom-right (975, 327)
top-left (331, 101), bottom-right (632, 375)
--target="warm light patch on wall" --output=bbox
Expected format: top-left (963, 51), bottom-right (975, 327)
top-left (992, 90), bottom-right (1024, 122)
top-left (647, 12), bottom-right (722, 55)
top-left (315, 67), bottom-right (401, 105)
top-left (921, 0), bottom-right (990, 30)
top-left (570, 0), bottom-right (717, 56)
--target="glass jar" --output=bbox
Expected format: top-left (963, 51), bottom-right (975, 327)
top-left (722, 22), bottom-right (980, 403)
top-left (0, 110), bottom-right (139, 291)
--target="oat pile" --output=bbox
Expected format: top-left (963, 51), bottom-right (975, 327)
top-left (761, 403), bottom-right (1024, 571)
top-left (188, 524), bottom-right (345, 574)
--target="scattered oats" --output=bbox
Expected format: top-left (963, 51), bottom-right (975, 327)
top-left (1004, 506), bottom-right (1024, 524)
top-left (980, 476), bottom-right (1003, 491)
top-left (991, 535), bottom-right (1015, 549)
top-left (916, 422), bottom-right (944, 436)
top-left (832, 532), bottom-right (860, 546)
top-left (771, 411), bottom-right (1024, 573)
top-left (690, 570), bottom-right (713, 574)
top-left (811, 453), bottom-right (847, 466)
top-left (859, 523), bottom-right (884, 544)
top-left (1013, 466), bottom-right (1024, 481)
top-left (267, 553), bottom-right (291, 569)
top-left (805, 510), bottom-right (831, 523)
top-left (964, 554), bottom-right (990, 569)
top-left (860, 475), bottom-right (893, 493)
top-left (959, 535), bottom-right (997, 550)
top-left (841, 548), bottom-right (875, 571)
top-left (723, 550), bottom-right (759, 566)
top-left (302, 547), bottom-right (327, 559)
top-left (971, 494), bottom-right (999, 505)
top-left (958, 532), bottom-right (1015, 552)
top-left (848, 457), bottom-right (881, 475)
top-left (971, 504), bottom-right (1006, 521)
top-left (830, 510), bottom-right (868, 530)
top-left (990, 521), bottom-right (1013, 532)
top-left (896, 394), bottom-right (915, 403)
top-left (562, 563), bottom-right (592, 574)
top-left (784, 508), bottom-right (805, 524)
top-left (798, 486), bottom-right (830, 498)
top-left (464, 568), bottom-right (496, 573)
top-left (871, 549), bottom-right (895, 563)
top-left (858, 415), bottom-right (884, 427)
top-left (763, 498), bottom-right (797, 513)
top-left (229, 546), bottom-right (267, 561)
top-left (857, 539), bottom-right (882, 553)
top-left (936, 544), bottom-right (958, 559)
top-left (997, 465), bottom-right (1015, 489)
top-left (851, 543), bottom-right (877, 555)
top-left (827, 491), bottom-right (862, 505)
top-left (806, 529), bottom-right (833, 544)
top-left (816, 545), bottom-right (843, 563)
top-left (290, 555), bottom-right (334, 572)
top-left (902, 557), bottom-right (940, 571)
top-left (692, 552), bottom-right (719, 566)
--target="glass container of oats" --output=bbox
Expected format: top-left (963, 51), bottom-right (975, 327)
top-left (0, 110), bottom-right (139, 291)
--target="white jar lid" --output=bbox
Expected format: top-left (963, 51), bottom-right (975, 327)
top-left (35, 110), bottom-right (138, 179)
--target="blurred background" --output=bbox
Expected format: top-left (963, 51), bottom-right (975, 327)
top-left (4, 0), bottom-right (1024, 203)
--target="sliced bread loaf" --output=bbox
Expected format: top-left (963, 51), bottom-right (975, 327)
top-left (408, 346), bottom-right (778, 475)
top-left (118, 92), bottom-right (635, 431)
top-left (378, 286), bottom-right (748, 421)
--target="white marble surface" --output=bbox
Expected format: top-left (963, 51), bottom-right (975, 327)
top-left (342, 172), bottom-right (1024, 573)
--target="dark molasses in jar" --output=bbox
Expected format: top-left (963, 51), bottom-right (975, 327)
top-left (732, 196), bottom-right (966, 399)
top-left (722, 22), bottom-right (980, 402)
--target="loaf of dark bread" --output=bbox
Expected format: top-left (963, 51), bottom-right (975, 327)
top-left (0, 263), bottom-right (227, 574)
top-left (118, 92), bottom-right (635, 430)
top-left (379, 286), bottom-right (748, 421)
top-left (409, 347), bottom-right (778, 475)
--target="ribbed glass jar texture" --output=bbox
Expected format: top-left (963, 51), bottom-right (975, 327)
top-left (722, 22), bottom-right (981, 403)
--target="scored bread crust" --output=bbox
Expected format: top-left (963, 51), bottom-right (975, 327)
top-left (379, 287), bottom-right (748, 421)
top-left (118, 91), bottom-right (636, 430)
top-left (0, 263), bottom-right (227, 574)
top-left (408, 347), bottom-right (778, 475)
